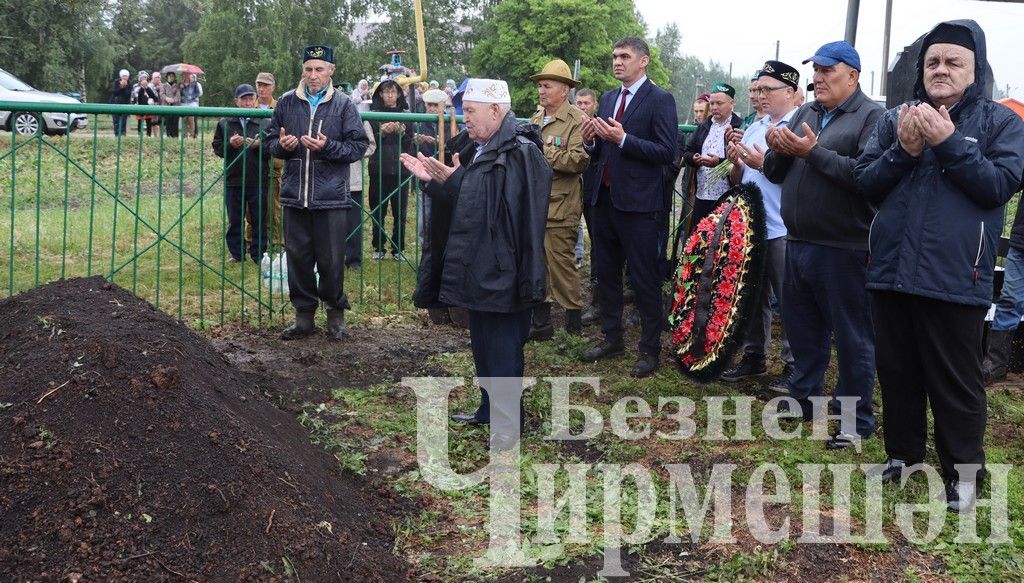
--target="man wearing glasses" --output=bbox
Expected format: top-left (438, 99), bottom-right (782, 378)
top-left (721, 61), bottom-right (802, 387)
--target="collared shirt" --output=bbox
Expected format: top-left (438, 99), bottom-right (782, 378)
top-left (696, 116), bottom-right (733, 201)
top-left (820, 91), bottom-right (857, 129)
top-left (612, 75), bottom-right (647, 148)
top-left (740, 107), bottom-right (798, 240)
top-left (307, 86), bottom-right (328, 113)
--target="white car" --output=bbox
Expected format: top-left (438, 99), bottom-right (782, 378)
top-left (0, 67), bottom-right (88, 136)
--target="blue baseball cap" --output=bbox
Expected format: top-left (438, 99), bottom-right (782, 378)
top-left (803, 41), bottom-right (861, 71)
top-left (234, 83), bottom-right (256, 98)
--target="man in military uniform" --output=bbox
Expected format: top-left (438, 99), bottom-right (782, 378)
top-left (527, 59), bottom-right (590, 338)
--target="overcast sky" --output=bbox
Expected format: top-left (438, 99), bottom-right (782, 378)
top-left (635, 0), bottom-right (1024, 100)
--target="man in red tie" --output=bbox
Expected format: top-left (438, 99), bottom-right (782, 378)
top-left (580, 37), bottom-right (678, 377)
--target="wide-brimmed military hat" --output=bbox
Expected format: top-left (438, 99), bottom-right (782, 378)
top-left (530, 59), bottom-right (580, 88)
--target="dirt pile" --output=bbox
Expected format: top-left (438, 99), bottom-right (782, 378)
top-left (0, 277), bottom-right (410, 581)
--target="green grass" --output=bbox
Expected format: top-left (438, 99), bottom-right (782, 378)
top-left (0, 132), bottom-right (426, 325)
top-left (299, 341), bottom-right (1024, 581)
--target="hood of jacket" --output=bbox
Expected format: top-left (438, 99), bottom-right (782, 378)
top-left (370, 79), bottom-right (409, 111)
top-left (913, 19), bottom-right (987, 108)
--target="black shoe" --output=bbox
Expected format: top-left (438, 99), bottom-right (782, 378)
top-left (326, 309), bottom-right (347, 340)
top-left (770, 399), bottom-right (813, 422)
top-left (581, 340), bottom-right (625, 362)
top-left (867, 458), bottom-right (909, 484)
top-left (631, 353), bottom-right (659, 378)
top-left (825, 432), bottom-right (859, 450)
top-left (451, 413), bottom-right (488, 425)
top-left (581, 303), bottom-right (601, 326)
top-left (943, 479), bottom-right (978, 513)
top-left (719, 356), bottom-right (767, 382)
top-left (281, 311), bottom-right (316, 340)
top-left (766, 364), bottom-right (795, 394)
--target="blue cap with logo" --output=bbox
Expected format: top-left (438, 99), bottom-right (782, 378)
top-left (803, 41), bottom-right (861, 71)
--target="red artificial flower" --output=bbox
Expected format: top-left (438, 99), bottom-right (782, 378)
top-left (718, 280), bottom-right (736, 298)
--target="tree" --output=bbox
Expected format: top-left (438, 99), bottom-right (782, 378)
top-left (652, 23), bottom-right (755, 124)
top-left (344, 0), bottom-right (493, 90)
top-left (182, 0), bottom-right (367, 106)
top-left (470, 0), bottom-right (670, 116)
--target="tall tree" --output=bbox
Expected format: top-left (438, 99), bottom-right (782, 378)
top-left (0, 0), bottom-right (118, 102)
top-left (183, 0), bottom-right (367, 106)
top-left (653, 23), bottom-right (755, 124)
top-left (470, 0), bottom-right (670, 116)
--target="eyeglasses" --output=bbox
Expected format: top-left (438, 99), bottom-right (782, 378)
top-left (751, 85), bottom-right (790, 95)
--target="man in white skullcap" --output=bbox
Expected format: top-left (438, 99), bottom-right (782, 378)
top-left (401, 79), bottom-right (552, 447)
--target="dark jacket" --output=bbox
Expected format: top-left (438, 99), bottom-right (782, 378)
top-left (763, 87), bottom-right (884, 249)
top-left (368, 80), bottom-right (416, 176)
top-left (110, 79), bottom-right (132, 105)
top-left (414, 112), bottom-right (552, 313)
top-left (264, 82), bottom-right (369, 210)
top-left (131, 84), bottom-right (158, 107)
top-left (584, 79), bottom-right (678, 212)
top-left (854, 19), bottom-right (1024, 306)
top-left (1011, 198), bottom-right (1024, 252)
top-left (682, 112), bottom-right (742, 168)
top-left (212, 116), bottom-right (272, 187)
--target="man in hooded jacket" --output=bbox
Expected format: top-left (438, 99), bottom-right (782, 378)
top-left (402, 79), bottom-right (551, 446)
top-left (855, 20), bottom-right (1024, 512)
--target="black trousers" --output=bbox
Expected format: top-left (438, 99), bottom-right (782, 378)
top-left (590, 187), bottom-right (663, 356)
top-left (467, 309), bottom-right (532, 428)
top-left (164, 115), bottom-right (179, 138)
top-left (283, 206), bottom-right (349, 313)
top-left (225, 183), bottom-right (266, 262)
top-left (872, 291), bottom-right (987, 482)
top-left (369, 172), bottom-right (409, 254)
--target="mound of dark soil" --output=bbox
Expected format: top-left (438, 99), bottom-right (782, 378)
top-left (0, 277), bottom-right (410, 581)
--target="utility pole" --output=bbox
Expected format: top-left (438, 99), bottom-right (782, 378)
top-left (871, 71), bottom-right (875, 95)
top-left (775, 40), bottom-right (780, 60)
top-left (881, 0), bottom-right (892, 96)
top-left (845, 0), bottom-right (860, 45)
top-left (729, 62), bottom-right (733, 78)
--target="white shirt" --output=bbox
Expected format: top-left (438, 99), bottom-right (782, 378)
top-left (610, 75), bottom-right (647, 148)
top-left (740, 107), bottom-right (798, 239)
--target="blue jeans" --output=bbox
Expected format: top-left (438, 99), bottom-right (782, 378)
top-left (783, 240), bottom-right (876, 437)
top-left (993, 246), bottom-right (1024, 331)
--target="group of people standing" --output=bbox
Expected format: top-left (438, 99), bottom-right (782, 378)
top-left (196, 19), bottom-right (1021, 511)
top-left (108, 68), bottom-right (203, 138)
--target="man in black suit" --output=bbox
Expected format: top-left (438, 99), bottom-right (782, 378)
top-left (580, 37), bottom-right (679, 377)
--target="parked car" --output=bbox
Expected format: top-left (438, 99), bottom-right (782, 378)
top-left (0, 67), bottom-right (88, 136)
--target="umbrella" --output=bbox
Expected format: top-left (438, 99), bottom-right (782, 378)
top-left (161, 63), bottom-right (204, 76)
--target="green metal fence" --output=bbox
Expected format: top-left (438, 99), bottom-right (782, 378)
top-left (0, 99), bottom-right (694, 328)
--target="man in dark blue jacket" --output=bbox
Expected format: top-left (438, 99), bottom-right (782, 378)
top-left (264, 45), bottom-right (369, 340)
top-left (579, 37), bottom-right (678, 378)
top-left (212, 84), bottom-right (271, 264)
top-left (855, 20), bottom-right (1024, 512)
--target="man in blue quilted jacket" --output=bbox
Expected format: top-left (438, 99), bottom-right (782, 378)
top-left (264, 45), bottom-right (369, 340)
top-left (855, 20), bottom-right (1024, 512)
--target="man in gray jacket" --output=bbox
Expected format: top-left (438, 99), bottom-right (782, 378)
top-left (763, 41), bottom-right (883, 448)
top-left (264, 45), bottom-right (369, 340)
